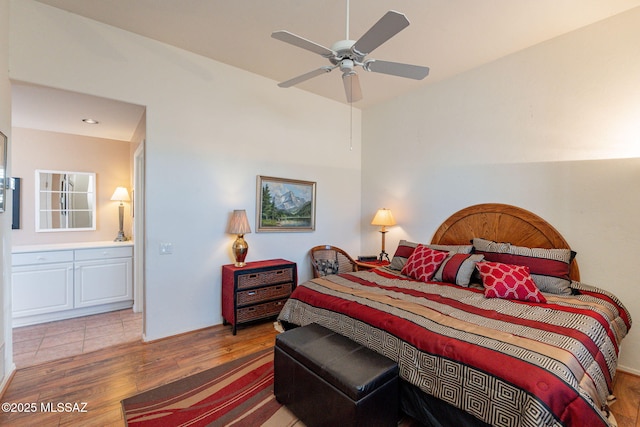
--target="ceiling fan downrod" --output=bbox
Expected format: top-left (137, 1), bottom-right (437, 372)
top-left (345, 0), bottom-right (350, 40)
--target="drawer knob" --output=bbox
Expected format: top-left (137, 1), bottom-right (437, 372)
top-left (247, 291), bottom-right (256, 296)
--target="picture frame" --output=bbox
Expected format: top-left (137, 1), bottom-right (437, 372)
top-left (12, 177), bottom-right (21, 229)
top-left (0, 131), bottom-right (7, 213)
top-left (256, 175), bottom-right (316, 232)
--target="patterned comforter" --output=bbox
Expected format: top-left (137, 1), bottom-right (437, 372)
top-left (277, 267), bottom-right (631, 427)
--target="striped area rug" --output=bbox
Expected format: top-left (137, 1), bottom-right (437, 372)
top-left (123, 347), bottom-right (418, 427)
top-left (122, 348), bottom-right (300, 426)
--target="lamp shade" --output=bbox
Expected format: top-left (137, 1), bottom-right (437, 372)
top-left (371, 208), bottom-right (396, 227)
top-left (227, 209), bottom-right (252, 235)
top-left (110, 186), bottom-right (130, 202)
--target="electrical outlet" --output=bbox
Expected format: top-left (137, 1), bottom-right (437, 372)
top-left (159, 242), bottom-right (173, 255)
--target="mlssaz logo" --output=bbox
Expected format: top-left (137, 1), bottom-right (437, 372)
top-left (40, 402), bottom-right (88, 413)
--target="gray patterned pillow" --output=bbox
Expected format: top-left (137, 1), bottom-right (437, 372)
top-left (472, 238), bottom-right (574, 295)
top-left (389, 240), bottom-right (473, 271)
top-left (389, 240), bottom-right (419, 270)
top-left (433, 253), bottom-right (485, 286)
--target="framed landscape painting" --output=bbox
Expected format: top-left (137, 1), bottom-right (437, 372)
top-left (257, 175), bottom-right (316, 232)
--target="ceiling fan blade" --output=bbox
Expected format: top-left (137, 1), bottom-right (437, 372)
top-left (352, 11), bottom-right (410, 56)
top-left (271, 30), bottom-right (335, 57)
top-left (278, 66), bottom-right (333, 88)
top-left (342, 72), bottom-right (362, 103)
top-left (364, 60), bottom-right (430, 80)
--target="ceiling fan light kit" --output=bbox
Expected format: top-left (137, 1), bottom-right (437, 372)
top-left (271, 2), bottom-right (430, 103)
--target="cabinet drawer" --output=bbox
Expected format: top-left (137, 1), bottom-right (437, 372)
top-left (12, 250), bottom-right (74, 266)
top-left (237, 283), bottom-right (292, 306)
top-left (74, 246), bottom-right (133, 261)
top-left (237, 267), bottom-right (293, 289)
top-left (236, 298), bottom-right (288, 323)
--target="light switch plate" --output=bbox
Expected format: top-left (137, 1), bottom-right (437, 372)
top-left (159, 242), bottom-right (173, 254)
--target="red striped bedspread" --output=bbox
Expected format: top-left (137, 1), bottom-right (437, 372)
top-left (277, 268), bottom-right (631, 427)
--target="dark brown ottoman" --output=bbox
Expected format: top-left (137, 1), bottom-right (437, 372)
top-left (274, 323), bottom-right (399, 427)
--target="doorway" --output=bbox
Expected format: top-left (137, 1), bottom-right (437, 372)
top-left (10, 83), bottom-right (146, 367)
top-left (133, 142), bottom-right (145, 321)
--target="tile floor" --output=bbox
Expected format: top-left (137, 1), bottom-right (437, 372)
top-left (12, 309), bottom-right (143, 368)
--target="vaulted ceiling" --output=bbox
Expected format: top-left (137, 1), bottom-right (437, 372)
top-left (13, 0), bottom-right (640, 139)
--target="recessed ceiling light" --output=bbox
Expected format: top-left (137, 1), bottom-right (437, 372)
top-left (82, 118), bottom-right (99, 124)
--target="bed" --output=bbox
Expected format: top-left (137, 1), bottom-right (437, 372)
top-left (277, 203), bottom-right (632, 427)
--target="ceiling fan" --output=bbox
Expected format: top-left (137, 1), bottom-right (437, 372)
top-left (271, 0), bottom-right (430, 103)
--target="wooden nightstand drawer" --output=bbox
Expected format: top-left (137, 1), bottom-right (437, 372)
top-left (236, 298), bottom-right (288, 323)
top-left (237, 267), bottom-right (293, 290)
top-left (237, 283), bottom-right (292, 306)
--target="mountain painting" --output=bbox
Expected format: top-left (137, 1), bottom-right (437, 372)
top-left (257, 176), bottom-right (316, 232)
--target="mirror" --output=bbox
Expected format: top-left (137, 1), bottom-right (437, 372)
top-left (36, 170), bottom-right (96, 231)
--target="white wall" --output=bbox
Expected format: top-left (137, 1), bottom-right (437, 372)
top-left (8, 0), bottom-right (362, 340)
top-left (0, 0), bottom-right (13, 393)
top-left (362, 8), bottom-right (640, 373)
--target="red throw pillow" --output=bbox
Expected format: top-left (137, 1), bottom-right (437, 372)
top-left (401, 245), bottom-right (448, 282)
top-left (477, 261), bottom-right (547, 303)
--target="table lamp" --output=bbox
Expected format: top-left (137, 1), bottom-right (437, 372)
top-left (111, 186), bottom-right (130, 242)
top-left (371, 208), bottom-right (396, 262)
top-left (227, 209), bottom-right (252, 267)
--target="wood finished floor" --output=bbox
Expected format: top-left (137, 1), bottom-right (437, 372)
top-left (0, 320), bottom-right (638, 427)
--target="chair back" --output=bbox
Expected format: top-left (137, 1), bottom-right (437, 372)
top-left (310, 245), bottom-right (358, 278)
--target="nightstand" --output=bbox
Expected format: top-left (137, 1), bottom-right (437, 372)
top-left (222, 259), bottom-right (297, 335)
top-left (356, 260), bottom-right (390, 271)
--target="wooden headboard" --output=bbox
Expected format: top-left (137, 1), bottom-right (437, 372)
top-left (431, 203), bottom-right (580, 281)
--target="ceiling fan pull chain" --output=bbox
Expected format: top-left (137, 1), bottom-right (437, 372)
top-left (349, 99), bottom-right (353, 151)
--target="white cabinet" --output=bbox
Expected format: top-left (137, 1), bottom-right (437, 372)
top-left (12, 242), bottom-right (134, 326)
top-left (75, 247), bottom-right (133, 308)
top-left (12, 251), bottom-right (74, 317)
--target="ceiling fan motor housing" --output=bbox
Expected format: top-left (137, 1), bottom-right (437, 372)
top-left (329, 40), bottom-right (365, 65)
top-left (340, 59), bottom-right (355, 74)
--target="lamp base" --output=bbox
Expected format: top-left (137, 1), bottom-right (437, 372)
top-left (232, 234), bottom-right (249, 267)
top-left (378, 229), bottom-right (390, 262)
top-left (114, 203), bottom-right (128, 242)
top-left (114, 231), bottom-right (129, 242)
top-left (378, 251), bottom-right (390, 262)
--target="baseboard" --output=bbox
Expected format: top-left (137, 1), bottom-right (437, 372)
top-left (12, 301), bottom-right (134, 327)
top-left (617, 365), bottom-right (640, 377)
top-left (0, 363), bottom-right (16, 401)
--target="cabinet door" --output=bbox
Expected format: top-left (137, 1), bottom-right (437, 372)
top-left (12, 262), bottom-right (74, 317)
top-left (74, 257), bottom-right (133, 308)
